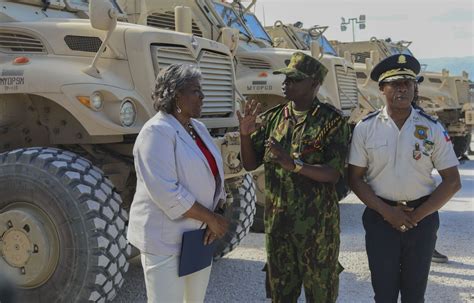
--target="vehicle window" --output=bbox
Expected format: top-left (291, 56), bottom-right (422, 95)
top-left (213, 3), bottom-right (251, 37)
top-left (242, 13), bottom-right (272, 43)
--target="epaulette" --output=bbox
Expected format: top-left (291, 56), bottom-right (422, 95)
top-left (362, 110), bottom-right (381, 121)
top-left (415, 107), bottom-right (437, 124)
top-left (320, 102), bottom-right (343, 116)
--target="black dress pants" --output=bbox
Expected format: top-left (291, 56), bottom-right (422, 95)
top-left (362, 207), bottom-right (439, 303)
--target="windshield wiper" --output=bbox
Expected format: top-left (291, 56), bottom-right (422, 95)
top-left (239, 30), bottom-right (253, 43)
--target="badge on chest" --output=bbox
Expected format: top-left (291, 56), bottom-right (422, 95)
top-left (414, 125), bottom-right (428, 140)
top-left (413, 142), bottom-right (422, 160)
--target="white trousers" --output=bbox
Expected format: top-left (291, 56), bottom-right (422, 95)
top-left (140, 252), bottom-right (212, 303)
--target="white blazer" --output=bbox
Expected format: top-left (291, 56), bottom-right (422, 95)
top-left (127, 111), bottom-right (225, 255)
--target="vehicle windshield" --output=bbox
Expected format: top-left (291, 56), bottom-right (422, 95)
top-left (241, 12), bottom-right (273, 44)
top-left (389, 46), bottom-right (414, 56)
top-left (296, 32), bottom-right (338, 56)
top-left (213, 3), bottom-right (251, 38)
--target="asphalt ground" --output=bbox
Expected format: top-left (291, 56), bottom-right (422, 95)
top-left (114, 158), bottom-right (474, 303)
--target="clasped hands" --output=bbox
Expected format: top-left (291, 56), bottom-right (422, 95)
top-left (204, 211), bottom-right (229, 245)
top-left (382, 204), bottom-right (420, 233)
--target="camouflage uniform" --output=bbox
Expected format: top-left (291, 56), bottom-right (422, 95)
top-left (251, 98), bottom-right (350, 302)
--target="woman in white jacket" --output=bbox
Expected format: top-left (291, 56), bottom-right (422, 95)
top-left (127, 64), bottom-right (229, 303)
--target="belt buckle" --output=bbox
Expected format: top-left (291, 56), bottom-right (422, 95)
top-left (397, 200), bottom-right (408, 206)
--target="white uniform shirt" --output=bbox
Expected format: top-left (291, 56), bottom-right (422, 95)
top-left (348, 106), bottom-right (459, 201)
top-left (127, 112), bottom-right (225, 255)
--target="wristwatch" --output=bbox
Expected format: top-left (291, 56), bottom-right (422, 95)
top-left (292, 159), bottom-right (304, 173)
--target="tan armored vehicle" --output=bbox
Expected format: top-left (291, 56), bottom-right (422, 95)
top-left (119, 0), bottom-right (359, 116)
top-left (0, 0), bottom-right (256, 301)
top-left (266, 21), bottom-right (378, 122)
top-left (119, 0), bottom-right (360, 231)
top-left (332, 37), bottom-right (473, 157)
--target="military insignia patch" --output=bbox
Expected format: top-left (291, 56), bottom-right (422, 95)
top-left (413, 142), bottom-right (422, 160)
top-left (414, 125), bottom-right (428, 140)
top-left (398, 55), bottom-right (407, 64)
top-left (423, 139), bottom-right (434, 156)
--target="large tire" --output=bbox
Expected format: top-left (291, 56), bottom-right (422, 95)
top-left (214, 173), bottom-right (256, 259)
top-left (452, 133), bottom-right (471, 159)
top-left (251, 204), bottom-right (265, 233)
top-left (0, 148), bottom-right (130, 303)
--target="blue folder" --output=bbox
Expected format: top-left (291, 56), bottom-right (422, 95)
top-left (178, 229), bottom-right (216, 277)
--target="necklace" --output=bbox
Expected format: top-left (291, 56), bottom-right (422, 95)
top-left (186, 123), bottom-right (197, 140)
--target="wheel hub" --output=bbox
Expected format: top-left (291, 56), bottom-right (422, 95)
top-left (0, 204), bottom-right (60, 288)
top-left (2, 228), bottom-right (32, 267)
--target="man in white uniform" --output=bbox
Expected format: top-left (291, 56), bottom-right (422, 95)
top-left (348, 54), bottom-right (461, 303)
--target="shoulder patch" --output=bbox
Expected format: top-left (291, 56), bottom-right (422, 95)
top-left (320, 102), bottom-right (343, 116)
top-left (362, 110), bottom-right (381, 122)
top-left (416, 108), bottom-right (437, 124)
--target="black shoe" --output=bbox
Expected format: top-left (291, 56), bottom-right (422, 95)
top-left (432, 249), bottom-right (448, 263)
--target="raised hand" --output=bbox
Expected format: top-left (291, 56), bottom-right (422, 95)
top-left (237, 99), bottom-right (262, 136)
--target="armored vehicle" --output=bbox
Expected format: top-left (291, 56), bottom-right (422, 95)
top-left (0, 0), bottom-right (256, 301)
top-left (266, 21), bottom-right (378, 123)
top-left (118, 0), bottom-right (359, 231)
top-left (332, 37), bottom-right (473, 157)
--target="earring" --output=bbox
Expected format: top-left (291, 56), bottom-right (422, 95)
top-left (176, 104), bottom-right (182, 113)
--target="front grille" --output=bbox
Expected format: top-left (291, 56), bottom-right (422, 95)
top-left (0, 31), bottom-right (46, 53)
top-left (147, 12), bottom-right (203, 37)
top-left (335, 65), bottom-right (358, 114)
top-left (238, 57), bottom-right (272, 69)
top-left (152, 46), bottom-right (234, 117)
top-left (64, 35), bottom-right (102, 52)
top-left (352, 52), bottom-right (370, 63)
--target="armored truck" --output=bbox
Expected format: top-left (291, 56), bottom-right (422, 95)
top-left (0, 0), bottom-right (256, 301)
top-left (332, 38), bottom-right (473, 157)
top-left (266, 21), bottom-right (378, 122)
top-left (118, 0), bottom-right (360, 231)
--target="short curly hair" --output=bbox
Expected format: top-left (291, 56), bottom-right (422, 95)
top-left (152, 63), bottom-right (202, 113)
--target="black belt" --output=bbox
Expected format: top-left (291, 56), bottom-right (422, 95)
top-left (378, 195), bottom-right (430, 209)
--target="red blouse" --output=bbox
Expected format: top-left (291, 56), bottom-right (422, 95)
top-left (195, 134), bottom-right (218, 177)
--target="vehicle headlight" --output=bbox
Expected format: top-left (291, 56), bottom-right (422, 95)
top-left (120, 100), bottom-right (136, 127)
top-left (90, 92), bottom-right (103, 111)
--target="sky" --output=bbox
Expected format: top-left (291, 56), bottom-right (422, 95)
top-left (249, 0), bottom-right (473, 59)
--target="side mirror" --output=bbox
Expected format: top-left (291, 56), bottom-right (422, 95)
top-left (343, 51), bottom-right (352, 63)
top-left (370, 50), bottom-right (379, 65)
top-left (462, 71), bottom-right (469, 80)
top-left (220, 27), bottom-right (239, 54)
top-left (175, 6), bottom-right (192, 34)
top-left (272, 37), bottom-right (284, 48)
top-left (442, 68), bottom-right (449, 78)
top-left (90, 0), bottom-right (118, 31)
top-left (365, 57), bottom-right (373, 71)
top-left (84, 0), bottom-right (119, 78)
top-left (310, 40), bottom-right (322, 59)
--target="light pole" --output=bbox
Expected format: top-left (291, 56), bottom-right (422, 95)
top-left (340, 15), bottom-right (366, 42)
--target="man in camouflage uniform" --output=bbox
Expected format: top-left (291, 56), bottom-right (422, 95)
top-left (237, 52), bottom-right (350, 302)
